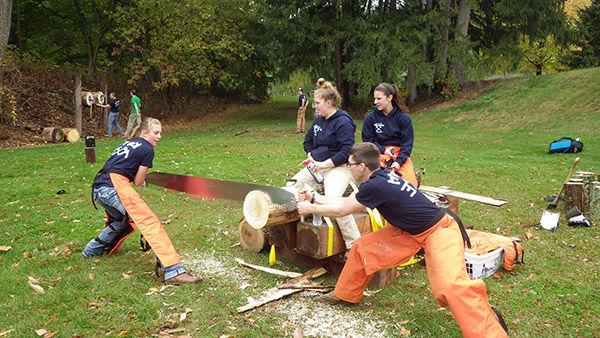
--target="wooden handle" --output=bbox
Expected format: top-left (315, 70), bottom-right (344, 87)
top-left (556, 157), bottom-right (581, 198)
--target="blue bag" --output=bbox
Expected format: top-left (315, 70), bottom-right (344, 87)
top-left (548, 137), bottom-right (583, 153)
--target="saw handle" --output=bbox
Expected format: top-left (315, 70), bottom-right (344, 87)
top-left (549, 157), bottom-right (580, 208)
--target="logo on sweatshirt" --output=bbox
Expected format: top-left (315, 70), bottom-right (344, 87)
top-left (374, 123), bottom-right (384, 133)
top-left (386, 171), bottom-right (417, 197)
top-left (313, 124), bottom-right (323, 136)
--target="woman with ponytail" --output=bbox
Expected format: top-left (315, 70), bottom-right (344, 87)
top-left (361, 83), bottom-right (418, 187)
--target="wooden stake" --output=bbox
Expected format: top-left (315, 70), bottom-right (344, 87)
top-left (234, 257), bottom-right (301, 278)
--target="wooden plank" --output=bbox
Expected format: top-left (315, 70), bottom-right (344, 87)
top-left (237, 288), bottom-right (301, 313)
top-left (419, 185), bottom-right (507, 207)
top-left (234, 257), bottom-right (301, 278)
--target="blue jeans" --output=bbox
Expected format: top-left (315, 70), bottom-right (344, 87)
top-left (83, 186), bottom-right (129, 256)
top-left (83, 186), bottom-right (185, 278)
top-left (107, 112), bottom-right (123, 137)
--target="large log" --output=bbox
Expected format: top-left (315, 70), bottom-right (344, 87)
top-left (238, 218), bottom-right (268, 252)
top-left (296, 213), bottom-right (371, 260)
top-left (61, 128), bottom-right (80, 143)
top-left (41, 127), bottom-right (64, 143)
top-left (268, 222), bottom-right (296, 250)
top-left (243, 188), bottom-right (299, 229)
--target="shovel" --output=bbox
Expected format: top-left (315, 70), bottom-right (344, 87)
top-left (540, 157), bottom-right (580, 230)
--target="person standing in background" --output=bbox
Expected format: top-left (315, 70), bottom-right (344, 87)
top-left (125, 89), bottom-right (142, 138)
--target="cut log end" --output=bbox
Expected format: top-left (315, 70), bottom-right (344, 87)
top-left (238, 218), bottom-right (268, 252)
top-left (243, 190), bottom-right (272, 229)
top-left (61, 128), bottom-right (80, 143)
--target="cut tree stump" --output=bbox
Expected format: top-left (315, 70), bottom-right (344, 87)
top-left (564, 181), bottom-right (585, 213)
top-left (41, 127), bottom-right (64, 143)
top-left (61, 128), bottom-right (80, 143)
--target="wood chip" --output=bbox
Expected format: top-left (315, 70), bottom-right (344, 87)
top-left (29, 281), bottom-right (45, 294)
top-left (0, 329), bottom-right (15, 337)
top-left (0, 246), bottom-right (11, 252)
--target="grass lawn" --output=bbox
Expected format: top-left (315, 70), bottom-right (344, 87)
top-left (1, 68), bottom-right (600, 337)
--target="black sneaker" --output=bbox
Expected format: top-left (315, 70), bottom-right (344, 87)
top-left (492, 306), bottom-right (510, 335)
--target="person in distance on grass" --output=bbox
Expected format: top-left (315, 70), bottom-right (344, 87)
top-left (83, 117), bottom-right (202, 285)
top-left (295, 87), bottom-right (309, 133)
top-left (124, 89), bottom-right (142, 138)
top-left (361, 83), bottom-right (418, 187)
top-left (97, 92), bottom-right (124, 138)
top-left (296, 142), bottom-right (509, 337)
top-left (292, 81), bottom-right (362, 249)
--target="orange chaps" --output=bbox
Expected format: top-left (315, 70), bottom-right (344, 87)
top-left (379, 146), bottom-right (418, 187)
top-left (110, 173), bottom-right (181, 267)
top-left (334, 214), bottom-right (507, 338)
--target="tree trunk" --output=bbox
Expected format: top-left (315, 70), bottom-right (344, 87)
top-left (434, 0), bottom-right (451, 86)
top-left (453, 0), bottom-right (470, 87)
top-left (0, 0), bottom-right (13, 61)
top-left (334, 38), bottom-right (343, 96)
top-left (407, 63), bottom-right (417, 107)
top-left (74, 72), bottom-right (83, 134)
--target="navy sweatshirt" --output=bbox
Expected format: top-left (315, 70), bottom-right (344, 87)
top-left (361, 106), bottom-right (414, 165)
top-left (303, 109), bottom-right (356, 166)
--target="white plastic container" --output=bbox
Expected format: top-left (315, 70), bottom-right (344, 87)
top-left (464, 247), bottom-right (504, 279)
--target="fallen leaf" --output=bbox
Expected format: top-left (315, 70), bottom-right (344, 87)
top-left (43, 332), bottom-right (57, 338)
top-left (87, 273), bottom-right (95, 281)
top-left (400, 326), bottom-right (411, 337)
top-left (180, 308), bottom-right (192, 322)
top-left (29, 281), bottom-right (45, 294)
top-left (28, 276), bottom-right (40, 284)
top-left (163, 328), bottom-right (185, 334)
top-left (23, 251), bottom-right (31, 259)
top-left (0, 329), bottom-right (15, 337)
top-left (525, 229), bottom-right (533, 241)
top-left (122, 272), bottom-right (131, 279)
top-left (34, 329), bottom-right (48, 336)
top-left (0, 246), bottom-right (11, 252)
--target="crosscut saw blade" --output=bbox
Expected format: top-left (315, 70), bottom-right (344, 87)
top-left (146, 172), bottom-right (295, 205)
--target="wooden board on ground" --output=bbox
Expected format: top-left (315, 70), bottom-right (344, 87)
top-left (237, 266), bottom-right (328, 313)
top-left (419, 185), bottom-right (507, 207)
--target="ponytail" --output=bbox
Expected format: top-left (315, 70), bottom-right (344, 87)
top-left (374, 83), bottom-right (407, 111)
top-left (315, 81), bottom-right (342, 107)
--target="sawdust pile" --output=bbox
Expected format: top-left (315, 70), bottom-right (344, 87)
top-left (274, 294), bottom-right (390, 338)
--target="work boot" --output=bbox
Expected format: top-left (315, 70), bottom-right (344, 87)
top-left (315, 291), bottom-right (354, 306)
top-left (492, 306), bottom-right (510, 335)
top-left (164, 272), bottom-right (202, 285)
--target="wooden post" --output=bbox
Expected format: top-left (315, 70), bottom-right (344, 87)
top-left (74, 72), bottom-right (82, 135)
top-left (85, 147), bottom-right (96, 163)
top-left (101, 73), bottom-right (108, 129)
top-left (564, 182), bottom-right (585, 213)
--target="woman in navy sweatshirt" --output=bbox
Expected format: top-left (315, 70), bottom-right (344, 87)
top-left (292, 82), bottom-right (361, 249)
top-left (361, 83), bottom-right (418, 187)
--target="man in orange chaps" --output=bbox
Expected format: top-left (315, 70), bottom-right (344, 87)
top-left (297, 142), bottom-right (508, 337)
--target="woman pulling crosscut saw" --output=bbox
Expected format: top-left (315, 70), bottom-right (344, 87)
top-left (82, 117), bottom-right (201, 285)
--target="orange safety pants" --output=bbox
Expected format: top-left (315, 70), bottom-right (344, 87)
top-left (110, 173), bottom-right (181, 267)
top-left (334, 214), bottom-right (507, 338)
top-left (296, 106), bottom-right (307, 133)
